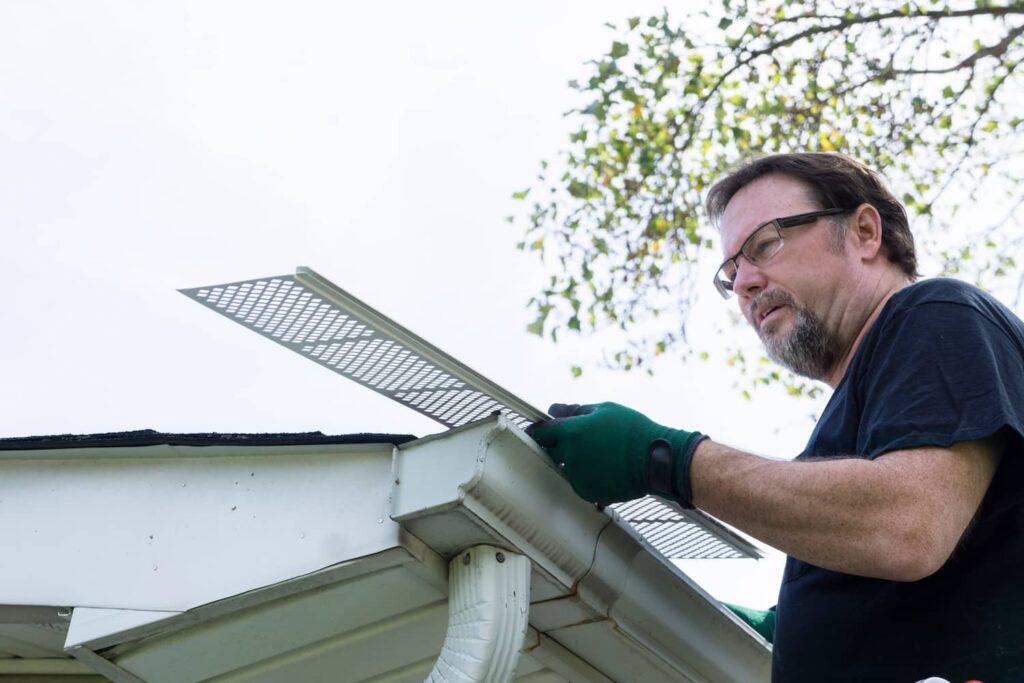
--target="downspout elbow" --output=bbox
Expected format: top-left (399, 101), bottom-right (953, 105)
top-left (426, 545), bottom-right (531, 683)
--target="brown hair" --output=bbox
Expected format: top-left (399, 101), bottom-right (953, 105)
top-left (705, 152), bottom-right (918, 280)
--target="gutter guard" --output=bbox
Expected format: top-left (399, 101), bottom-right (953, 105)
top-left (180, 267), bottom-right (542, 429)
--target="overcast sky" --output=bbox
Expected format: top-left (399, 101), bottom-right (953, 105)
top-left (0, 1), bottom-right (846, 607)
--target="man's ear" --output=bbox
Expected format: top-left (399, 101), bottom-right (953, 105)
top-left (850, 203), bottom-right (883, 260)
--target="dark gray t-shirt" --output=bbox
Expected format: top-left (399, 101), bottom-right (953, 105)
top-left (773, 278), bottom-right (1024, 683)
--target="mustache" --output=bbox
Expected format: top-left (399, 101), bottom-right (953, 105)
top-left (748, 290), bottom-right (797, 322)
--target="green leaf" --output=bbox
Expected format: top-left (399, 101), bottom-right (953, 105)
top-left (568, 180), bottom-right (600, 199)
top-left (512, 189), bottom-right (530, 200)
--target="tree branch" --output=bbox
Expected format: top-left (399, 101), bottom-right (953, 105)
top-left (768, 5), bottom-right (1024, 27)
top-left (672, 6), bottom-right (1024, 156)
top-left (893, 22), bottom-right (1024, 75)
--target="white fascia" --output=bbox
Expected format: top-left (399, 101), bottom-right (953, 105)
top-left (0, 442), bottom-right (400, 611)
top-left (391, 415), bottom-right (771, 683)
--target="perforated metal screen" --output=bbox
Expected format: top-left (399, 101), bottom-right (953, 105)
top-left (179, 269), bottom-right (539, 429)
top-left (180, 268), bottom-right (759, 560)
top-left (612, 497), bottom-right (749, 559)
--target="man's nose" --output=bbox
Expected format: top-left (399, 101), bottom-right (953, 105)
top-left (732, 257), bottom-right (768, 299)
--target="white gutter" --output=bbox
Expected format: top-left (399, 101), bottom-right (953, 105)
top-left (392, 415), bottom-right (770, 683)
top-left (426, 545), bottom-right (530, 682)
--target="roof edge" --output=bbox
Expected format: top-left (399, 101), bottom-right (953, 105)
top-left (0, 429), bottom-right (418, 451)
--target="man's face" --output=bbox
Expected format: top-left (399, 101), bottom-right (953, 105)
top-left (718, 175), bottom-right (852, 380)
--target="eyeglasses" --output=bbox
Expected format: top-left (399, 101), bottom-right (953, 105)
top-left (713, 208), bottom-right (848, 298)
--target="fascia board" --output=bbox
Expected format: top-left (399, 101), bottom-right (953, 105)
top-left (392, 416), bottom-right (771, 681)
top-left (0, 444), bottom-right (401, 611)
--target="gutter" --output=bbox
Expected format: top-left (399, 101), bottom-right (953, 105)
top-left (392, 415), bottom-right (770, 683)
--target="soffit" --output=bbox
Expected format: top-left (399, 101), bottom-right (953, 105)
top-left (88, 547), bottom-right (611, 683)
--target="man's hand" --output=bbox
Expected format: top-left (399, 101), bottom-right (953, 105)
top-left (527, 402), bottom-right (706, 505)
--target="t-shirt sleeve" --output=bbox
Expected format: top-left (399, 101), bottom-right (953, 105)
top-left (856, 300), bottom-right (1024, 457)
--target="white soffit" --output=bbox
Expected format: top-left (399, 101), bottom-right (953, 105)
top-left (180, 268), bottom-right (759, 561)
top-left (79, 548), bottom-right (656, 683)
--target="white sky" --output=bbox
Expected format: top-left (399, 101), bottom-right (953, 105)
top-left (0, 1), bottom-right (841, 608)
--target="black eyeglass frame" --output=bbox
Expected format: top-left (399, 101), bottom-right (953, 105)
top-left (713, 208), bottom-right (849, 299)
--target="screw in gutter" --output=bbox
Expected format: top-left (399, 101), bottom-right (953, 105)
top-left (496, 552), bottom-right (505, 563)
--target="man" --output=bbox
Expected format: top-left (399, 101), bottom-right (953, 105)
top-left (529, 153), bottom-right (1024, 682)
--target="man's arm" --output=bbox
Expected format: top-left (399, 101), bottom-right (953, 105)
top-left (690, 437), bottom-right (1003, 581)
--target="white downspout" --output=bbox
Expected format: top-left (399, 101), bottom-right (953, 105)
top-left (426, 544), bottom-right (531, 683)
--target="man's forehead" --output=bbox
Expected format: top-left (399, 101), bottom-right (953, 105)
top-left (718, 175), bottom-right (816, 248)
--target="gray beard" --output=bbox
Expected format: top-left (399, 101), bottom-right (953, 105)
top-left (754, 292), bottom-right (840, 381)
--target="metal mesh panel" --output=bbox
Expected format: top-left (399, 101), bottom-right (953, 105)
top-left (180, 274), bottom-right (533, 429)
top-left (180, 268), bottom-right (759, 560)
top-left (611, 498), bottom-right (748, 560)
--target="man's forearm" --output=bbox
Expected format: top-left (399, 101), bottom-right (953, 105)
top-left (525, 400), bottom-right (999, 580)
top-left (688, 438), bottom-right (999, 581)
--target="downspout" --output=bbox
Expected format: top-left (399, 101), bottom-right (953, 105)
top-left (426, 544), bottom-right (531, 683)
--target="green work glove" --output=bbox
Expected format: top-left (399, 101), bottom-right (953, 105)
top-left (526, 402), bottom-right (706, 506)
top-left (723, 603), bottom-right (776, 643)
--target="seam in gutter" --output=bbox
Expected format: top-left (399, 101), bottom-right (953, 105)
top-left (426, 545), bottom-right (530, 683)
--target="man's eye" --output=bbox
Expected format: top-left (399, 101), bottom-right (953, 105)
top-left (747, 235), bottom-right (781, 261)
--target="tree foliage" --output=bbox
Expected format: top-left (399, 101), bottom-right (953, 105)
top-left (515, 0), bottom-right (1024, 388)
